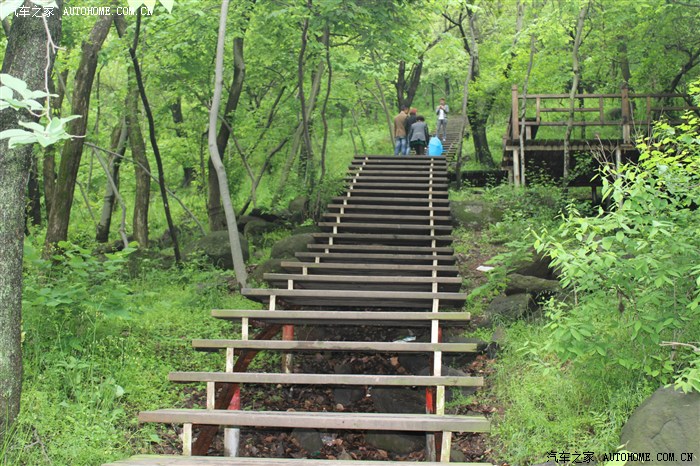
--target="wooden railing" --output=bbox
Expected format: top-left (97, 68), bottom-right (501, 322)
top-left (504, 84), bottom-right (698, 185)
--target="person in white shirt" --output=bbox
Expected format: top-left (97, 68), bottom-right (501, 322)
top-left (435, 98), bottom-right (449, 141)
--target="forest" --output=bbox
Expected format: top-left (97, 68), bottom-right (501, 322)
top-left (1, 0), bottom-right (699, 464)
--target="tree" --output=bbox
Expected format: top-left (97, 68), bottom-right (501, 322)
top-left (0, 0), bottom-right (63, 439)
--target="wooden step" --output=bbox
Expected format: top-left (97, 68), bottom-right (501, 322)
top-left (311, 233), bottom-right (454, 247)
top-left (211, 309), bottom-right (471, 326)
top-left (138, 409), bottom-right (489, 433)
top-left (105, 455), bottom-right (491, 466)
top-left (345, 176), bottom-right (448, 182)
top-left (280, 261), bottom-right (459, 277)
top-left (294, 252), bottom-right (456, 265)
top-left (331, 196), bottom-right (450, 207)
top-left (352, 155), bottom-right (448, 162)
top-left (242, 287), bottom-right (465, 308)
top-left (322, 213), bottom-right (452, 224)
top-left (193, 339), bottom-right (478, 353)
top-left (347, 182), bottom-right (450, 190)
top-left (347, 170), bottom-right (449, 177)
top-left (264, 273), bottom-right (461, 292)
top-left (326, 204), bottom-right (452, 214)
top-left (318, 222), bottom-right (452, 234)
top-left (169, 371), bottom-right (483, 387)
top-left (339, 189), bottom-right (449, 199)
top-left (306, 244), bottom-right (454, 254)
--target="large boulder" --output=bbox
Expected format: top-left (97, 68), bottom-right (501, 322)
top-left (485, 293), bottom-right (533, 321)
top-left (505, 273), bottom-right (560, 296)
top-left (450, 199), bottom-right (504, 230)
top-left (288, 195), bottom-right (309, 223)
top-left (248, 258), bottom-right (286, 285)
top-left (512, 253), bottom-right (556, 280)
top-left (371, 387), bottom-right (424, 414)
top-left (620, 387), bottom-right (700, 465)
top-left (189, 231), bottom-right (250, 269)
top-left (270, 233), bottom-right (314, 259)
top-left (244, 218), bottom-right (277, 241)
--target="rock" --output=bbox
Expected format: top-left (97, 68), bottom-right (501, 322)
top-left (290, 428), bottom-right (323, 454)
top-left (248, 258), bottom-right (286, 285)
top-left (450, 199), bottom-right (504, 230)
top-left (371, 387), bottom-right (424, 414)
top-left (443, 336), bottom-right (487, 366)
top-left (237, 215), bottom-right (262, 232)
top-left (512, 253), bottom-right (555, 279)
top-left (288, 195), bottom-right (309, 223)
top-left (244, 218), bottom-right (277, 240)
top-left (292, 224), bottom-right (321, 235)
top-left (365, 432), bottom-right (425, 455)
top-left (486, 327), bottom-right (506, 359)
top-left (620, 387), bottom-right (700, 465)
top-left (188, 231), bottom-right (249, 269)
top-left (249, 209), bottom-right (283, 223)
top-left (450, 447), bottom-right (467, 462)
top-left (505, 273), bottom-right (560, 296)
top-left (486, 293), bottom-right (533, 321)
top-left (270, 233), bottom-right (314, 259)
top-left (332, 363), bottom-right (365, 406)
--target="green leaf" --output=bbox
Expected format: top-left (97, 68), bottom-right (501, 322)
top-left (0, 0), bottom-right (23, 21)
top-left (0, 73), bottom-right (28, 94)
top-left (159, 0), bottom-right (173, 12)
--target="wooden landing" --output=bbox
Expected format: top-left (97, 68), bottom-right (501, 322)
top-left (106, 456), bottom-right (490, 465)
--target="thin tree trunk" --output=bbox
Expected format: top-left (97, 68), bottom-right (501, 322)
top-left (43, 69), bottom-right (68, 220)
top-left (209, 35), bottom-right (247, 231)
top-left (93, 149), bottom-right (129, 249)
top-left (519, 27), bottom-right (539, 187)
top-left (237, 137), bottom-right (289, 217)
top-left (44, 14), bottom-right (113, 251)
top-left (169, 97), bottom-right (194, 187)
top-left (368, 77), bottom-right (393, 143)
top-left (126, 64), bottom-right (150, 247)
top-left (564, 2), bottom-right (590, 182)
top-left (26, 154), bottom-right (41, 230)
top-left (313, 23), bottom-right (332, 219)
top-left (115, 13), bottom-right (180, 261)
top-left (208, 0), bottom-right (248, 287)
top-left (456, 49), bottom-right (475, 185)
top-left (0, 0), bottom-right (63, 439)
top-left (96, 120), bottom-right (128, 243)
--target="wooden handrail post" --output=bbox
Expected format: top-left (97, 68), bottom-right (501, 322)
top-left (621, 83), bottom-right (631, 144)
top-left (511, 85), bottom-right (521, 187)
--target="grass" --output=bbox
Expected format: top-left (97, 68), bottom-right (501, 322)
top-left (7, 256), bottom-right (258, 466)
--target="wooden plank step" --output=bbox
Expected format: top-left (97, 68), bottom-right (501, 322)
top-left (139, 410), bottom-right (488, 433)
top-left (105, 455), bottom-right (491, 466)
top-left (242, 287), bottom-right (465, 308)
top-left (346, 170), bottom-right (449, 176)
top-left (193, 340), bottom-right (479, 353)
top-left (264, 274), bottom-right (461, 292)
top-left (169, 371), bottom-right (482, 387)
top-left (295, 252), bottom-right (456, 265)
top-left (322, 213), bottom-right (452, 224)
top-left (345, 176), bottom-right (448, 182)
top-left (326, 204), bottom-right (452, 214)
top-left (352, 155), bottom-right (448, 161)
top-left (347, 182), bottom-right (450, 190)
top-left (350, 160), bottom-right (448, 166)
top-left (281, 261), bottom-right (459, 277)
top-left (306, 244), bottom-right (454, 254)
top-left (318, 222), bottom-right (452, 233)
top-left (212, 309), bottom-right (471, 324)
top-left (311, 233), bottom-right (454, 247)
top-left (333, 193), bottom-right (450, 207)
top-left (339, 189), bottom-right (449, 198)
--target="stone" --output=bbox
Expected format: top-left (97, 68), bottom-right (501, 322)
top-left (270, 233), bottom-right (314, 259)
top-left (486, 327), bottom-right (506, 359)
top-left (443, 336), bottom-right (487, 366)
top-left (512, 253), bottom-right (555, 279)
top-left (371, 387), bottom-right (424, 414)
top-left (505, 273), bottom-right (560, 296)
top-left (248, 258), bottom-right (286, 285)
top-left (450, 447), bottom-right (467, 462)
top-left (485, 293), bottom-right (533, 321)
top-left (243, 218), bottom-right (277, 240)
top-left (450, 199), bottom-right (504, 230)
top-left (332, 362), bottom-right (365, 406)
top-left (365, 432), bottom-right (425, 455)
top-left (290, 428), bottom-right (323, 454)
top-left (288, 195), bottom-right (309, 223)
top-left (188, 231), bottom-right (249, 269)
top-left (620, 387), bottom-right (700, 465)
top-left (292, 224), bottom-right (321, 235)
top-left (236, 215), bottom-right (261, 232)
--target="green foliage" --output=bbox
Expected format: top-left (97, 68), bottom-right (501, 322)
top-left (532, 110), bottom-right (700, 390)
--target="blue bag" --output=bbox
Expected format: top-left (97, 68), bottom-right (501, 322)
top-left (428, 136), bottom-right (443, 156)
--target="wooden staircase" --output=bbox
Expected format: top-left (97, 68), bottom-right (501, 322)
top-left (105, 156), bottom-right (490, 465)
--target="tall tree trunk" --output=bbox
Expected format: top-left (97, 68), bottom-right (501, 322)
top-left (115, 13), bottom-right (180, 261)
top-left (208, 0), bottom-right (248, 287)
top-left (96, 120), bottom-right (128, 243)
top-left (209, 36), bottom-right (246, 231)
top-left (26, 155), bottom-right (41, 230)
top-left (564, 2), bottom-right (590, 182)
top-left (45, 14), bottom-right (113, 251)
top-left (0, 0), bottom-right (63, 439)
top-left (296, 2), bottom-right (315, 188)
top-left (170, 97), bottom-right (194, 187)
top-left (43, 69), bottom-right (68, 219)
top-left (127, 64), bottom-right (150, 247)
top-left (395, 60), bottom-right (424, 109)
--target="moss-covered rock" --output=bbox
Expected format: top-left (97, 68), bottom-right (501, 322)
top-left (270, 233), bottom-right (314, 259)
top-left (450, 199), bottom-right (504, 230)
top-left (188, 231), bottom-right (249, 269)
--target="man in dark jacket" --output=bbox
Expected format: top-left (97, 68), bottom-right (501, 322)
top-left (403, 108), bottom-right (418, 155)
top-left (408, 115), bottom-right (430, 155)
